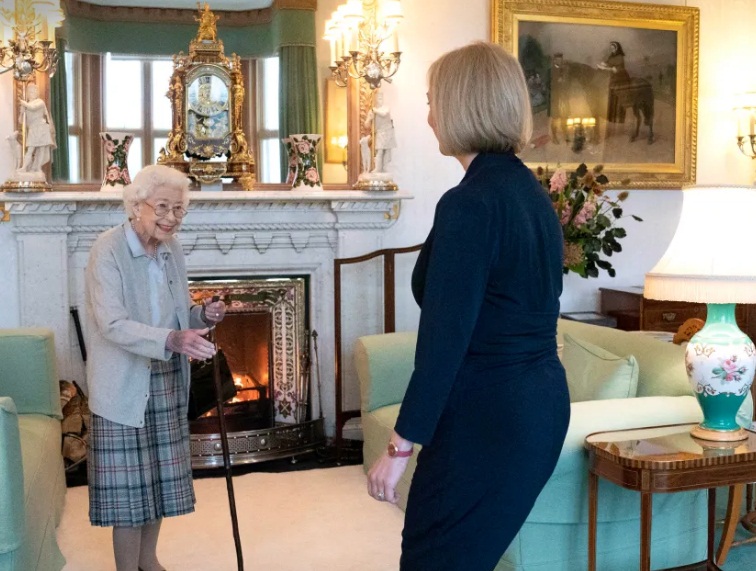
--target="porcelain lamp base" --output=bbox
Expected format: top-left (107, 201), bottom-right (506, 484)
top-left (685, 303), bottom-right (754, 442)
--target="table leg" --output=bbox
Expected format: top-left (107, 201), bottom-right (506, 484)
top-left (588, 471), bottom-right (598, 571)
top-left (641, 492), bottom-right (652, 571)
top-left (716, 484), bottom-right (744, 565)
top-left (708, 488), bottom-right (716, 567)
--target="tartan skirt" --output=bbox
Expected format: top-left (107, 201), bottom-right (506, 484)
top-left (88, 353), bottom-right (195, 527)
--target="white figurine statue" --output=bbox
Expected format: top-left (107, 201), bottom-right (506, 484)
top-left (18, 83), bottom-right (56, 176)
top-left (359, 134), bottom-right (371, 174)
top-left (364, 91), bottom-right (396, 174)
top-left (6, 131), bottom-right (22, 171)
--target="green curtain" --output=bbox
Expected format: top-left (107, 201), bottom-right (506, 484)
top-left (50, 39), bottom-right (70, 181)
top-left (279, 45), bottom-right (322, 181)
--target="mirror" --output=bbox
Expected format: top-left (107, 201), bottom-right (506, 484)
top-left (50, 5), bottom-right (361, 189)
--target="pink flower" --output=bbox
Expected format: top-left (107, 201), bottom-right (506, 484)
top-left (573, 199), bottom-right (597, 226)
top-left (121, 168), bottom-right (131, 184)
top-left (549, 169), bottom-right (568, 192)
top-left (305, 167), bottom-right (319, 183)
top-left (106, 166), bottom-right (120, 182)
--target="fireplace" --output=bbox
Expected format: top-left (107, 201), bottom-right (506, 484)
top-left (187, 277), bottom-right (324, 468)
top-left (2, 189), bottom-right (409, 446)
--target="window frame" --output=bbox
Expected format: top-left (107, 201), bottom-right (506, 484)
top-left (63, 51), bottom-right (280, 187)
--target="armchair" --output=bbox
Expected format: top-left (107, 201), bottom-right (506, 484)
top-left (0, 328), bottom-right (66, 571)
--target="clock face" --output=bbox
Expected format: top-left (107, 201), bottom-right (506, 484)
top-left (185, 70), bottom-right (232, 157)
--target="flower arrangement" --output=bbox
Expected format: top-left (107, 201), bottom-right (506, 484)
top-left (537, 163), bottom-right (642, 279)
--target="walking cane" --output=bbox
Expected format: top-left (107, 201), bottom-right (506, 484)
top-left (208, 296), bottom-right (244, 570)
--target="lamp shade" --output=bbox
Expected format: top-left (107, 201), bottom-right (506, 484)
top-left (645, 185), bottom-right (756, 304)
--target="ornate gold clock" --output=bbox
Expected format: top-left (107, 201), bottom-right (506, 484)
top-left (158, 3), bottom-right (255, 186)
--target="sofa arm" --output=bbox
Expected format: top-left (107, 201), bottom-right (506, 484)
top-left (0, 397), bottom-right (25, 554)
top-left (554, 395), bottom-right (702, 478)
top-left (355, 332), bottom-right (417, 413)
top-left (0, 328), bottom-right (62, 418)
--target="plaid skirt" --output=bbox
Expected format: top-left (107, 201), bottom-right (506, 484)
top-left (88, 353), bottom-right (195, 527)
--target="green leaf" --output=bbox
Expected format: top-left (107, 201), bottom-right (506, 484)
top-left (608, 267), bottom-right (616, 278)
top-left (576, 163), bottom-right (588, 177)
top-left (632, 215), bottom-right (644, 222)
top-left (596, 174), bottom-right (609, 185)
top-left (613, 227), bottom-right (627, 238)
top-left (596, 260), bottom-right (612, 269)
top-left (612, 207), bottom-right (623, 218)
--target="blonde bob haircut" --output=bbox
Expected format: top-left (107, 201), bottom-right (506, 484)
top-left (427, 42), bottom-right (532, 156)
top-left (122, 164), bottom-right (190, 220)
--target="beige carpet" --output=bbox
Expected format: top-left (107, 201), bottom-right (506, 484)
top-left (58, 466), bottom-right (404, 571)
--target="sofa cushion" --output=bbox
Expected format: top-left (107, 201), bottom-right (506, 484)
top-left (562, 333), bottom-right (639, 402)
top-left (557, 320), bottom-right (691, 398)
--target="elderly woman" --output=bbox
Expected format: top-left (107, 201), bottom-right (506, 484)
top-left (367, 42), bottom-right (570, 570)
top-left (84, 164), bottom-right (225, 571)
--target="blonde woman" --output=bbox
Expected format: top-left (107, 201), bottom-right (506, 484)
top-left (367, 43), bottom-right (570, 570)
top-left (84, 164), bottom-right (225, 571)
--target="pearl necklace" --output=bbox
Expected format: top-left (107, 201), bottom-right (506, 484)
top-left (130, 220), bottom-right (158, 260)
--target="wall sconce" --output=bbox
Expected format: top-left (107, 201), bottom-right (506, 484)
top-left (734, 92), bottom-right (756, 158)
top-left (324, 0), bottom-right (403, 90)
top-left (0, 1), bottom-right (64, 82)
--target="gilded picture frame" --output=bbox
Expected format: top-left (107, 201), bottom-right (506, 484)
top-left (492, 0), bottom-right (699, 188)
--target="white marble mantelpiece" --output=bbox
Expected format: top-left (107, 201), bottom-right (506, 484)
top-left (0, 189), bottom-right (412, 436)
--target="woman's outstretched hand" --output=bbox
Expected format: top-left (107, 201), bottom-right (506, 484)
top-left (166, 328), bottom-right (216, 360)
top-left (202, 299), bottom-right (226, 325)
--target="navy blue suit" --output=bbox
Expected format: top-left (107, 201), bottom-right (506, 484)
top-left (395, 151), bottom-right (570, 570)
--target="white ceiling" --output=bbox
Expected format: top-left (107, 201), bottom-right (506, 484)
top-left (83, 0), bottom-right (274, 10)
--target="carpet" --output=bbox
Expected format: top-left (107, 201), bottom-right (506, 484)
top-left (58, 465), bottom-right (404, 571)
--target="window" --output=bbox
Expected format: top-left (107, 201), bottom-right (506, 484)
top-left (257, 56), bottom-right (281, 184)
top-left (65, 52), bottom-right (279, 184)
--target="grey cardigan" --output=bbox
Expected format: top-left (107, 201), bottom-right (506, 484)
top-left (83, 222), bottom-right (204, 427)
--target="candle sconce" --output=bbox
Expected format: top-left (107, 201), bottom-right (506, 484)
top-left (325, 0), bottom-right (403, 91)
top-left (734, 93), bottom-right (756, 159)
top-left (565, 117), bottom-right (596, 152)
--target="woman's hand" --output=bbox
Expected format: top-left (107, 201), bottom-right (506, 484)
top-left (202, 299), bottom-right (226, 325)
top-left (166, 328), bottom-right (216, 360)
top-left (367, 431), bottom-right (414, 504)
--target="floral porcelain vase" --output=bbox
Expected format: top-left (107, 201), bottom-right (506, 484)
top-left (282, 137), bottom-right (298, 185)
top-left (685, 303), bottom-right (756, 440)
top-left (100, 131), bottom-right (133, 191)
top-left (290, 134), bottom-right (322, 191)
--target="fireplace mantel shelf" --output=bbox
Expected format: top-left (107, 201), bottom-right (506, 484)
top-left (0, 189), bottom-right (413, 204)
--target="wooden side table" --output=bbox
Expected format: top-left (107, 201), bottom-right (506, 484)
top-left (586, 423), bottom-right (756, 571)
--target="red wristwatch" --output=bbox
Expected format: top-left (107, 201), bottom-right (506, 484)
top-left (387, 441), bottom-right (413, 458)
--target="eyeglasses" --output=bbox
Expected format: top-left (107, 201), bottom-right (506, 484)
top-left (143, 202), bottom-right (188, 219)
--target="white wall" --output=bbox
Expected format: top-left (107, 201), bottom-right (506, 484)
top-left (2, 0), bottom-right (756, 327)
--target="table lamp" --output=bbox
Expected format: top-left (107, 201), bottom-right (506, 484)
top-left (645, 185), bottom-right (756, 441)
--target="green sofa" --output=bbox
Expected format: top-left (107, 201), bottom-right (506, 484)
top-left (0, 329), bottom-right (66, 571)
top-left (356, 318), bottom-right (753, 570)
